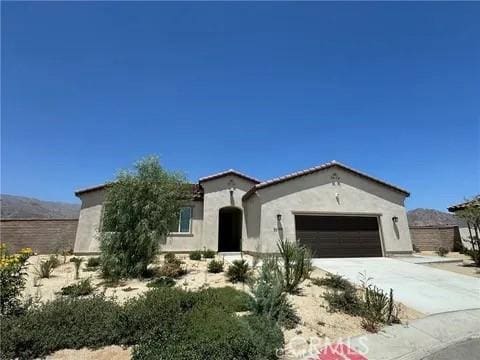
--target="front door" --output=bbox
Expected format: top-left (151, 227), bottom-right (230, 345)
top-left (218, 207), bottom-right (242, 252)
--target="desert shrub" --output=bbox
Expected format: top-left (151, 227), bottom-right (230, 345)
top-left (163, 252), bottom-right (177, 263)
top-left (99, 156), bottom-right (190, 279)
top-left (157, 260), bottom-right (186, 278)
top-left (61, 278), bottom-right (95, 297)
top-left (70, 257), bottom-right (84, 279)
top-left (132, 307), bottom-right (283, 360)
top-left (86, 257), bottom-right (101, 268)
top-left (48, 255), bottom-right (60, 269)
top-left (0, 249), bottom-right (30, 316)
top-left (412, 244), bottom-right (420, 253)
top-left (0, 295), bottom-right (124, 359)
top-left (189, 250), bottom-right (202, 261)
top-left (277, 238), bottom-right (312, 294)
top-left (361, 286), bottom-right (399, 332)
top-left (249, 258), bottom-right (299, 329)
top-left (207, 259), bottom-right (224, 273)
top-left (226, 259), bottom-right (250, 283)
top-left (324, 287), bottom-right (362, 316)
top-left (35, 259), bottom-right (55, 279)
top-left (202, 248), bottom-right (216, 259)
top-left (199, 287), bottom-right (252, 313)
top-left (146, 277), bottom-right (175, 288)
top-left (311, 273), bottom-right (356, 292)
top-left (436, 247), bottom-right (449, 257)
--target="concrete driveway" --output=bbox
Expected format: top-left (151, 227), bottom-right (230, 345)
top-left (312, 257), bottom-right (480, 314)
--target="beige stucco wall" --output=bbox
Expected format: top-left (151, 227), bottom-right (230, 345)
top-left (200, 175), bottom-right (256, 251)
top-left (459, 226), bottom-right (475, 250)
top-left (73, 190), bottom-right (204, 254)
top-left (254, 167), bottom-right (411, 254)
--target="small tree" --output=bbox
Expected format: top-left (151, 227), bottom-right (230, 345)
top-left (455, 198), bottom-right (480, 266)
top-left (100, 156), bottom-right (189, 279)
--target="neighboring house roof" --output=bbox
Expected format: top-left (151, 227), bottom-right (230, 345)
top-left (447, 195), bottom-right (480, 212)
top-left (242, 160), bottom-right (410, 200)
top-left (198, 169), bottom-right (260, 184)
top-left (75, 183), bottom-right (204, 200)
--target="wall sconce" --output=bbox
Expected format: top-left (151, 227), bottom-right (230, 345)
top-left (229, 187), bottom-right (234, 196)
top-left (392, 216), bottom-right (399, 223)
top-left (277, 214), bottom-right (282, 222)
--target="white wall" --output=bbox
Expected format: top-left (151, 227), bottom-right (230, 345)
top-left (254, 167), bottom-right (412, 254)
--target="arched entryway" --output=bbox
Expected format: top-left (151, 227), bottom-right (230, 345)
top-left (218, 207), bottom-right (242, 252)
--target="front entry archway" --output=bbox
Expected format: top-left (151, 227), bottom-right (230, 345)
top-left (218, 207), bottom-right (242, 252)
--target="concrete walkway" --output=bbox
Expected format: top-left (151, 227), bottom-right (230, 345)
top-left (347, 309), bottom-right (480, 360)
top-left (312, 257), bottom-right (480, 314)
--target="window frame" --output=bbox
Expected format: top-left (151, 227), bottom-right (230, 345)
top-left (170, 206), bottom-right (193, 235)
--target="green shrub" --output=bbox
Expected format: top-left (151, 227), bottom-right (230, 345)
top-left (86, 257), bottom-right (101, 268)
top-left (61, 278), bottom-right (95, 297)
top-left (361, 286), bottom-right (399, 332)
top-left (277, 238), bottom-right (312, 294)
top-left (202, 249), bottom-right (216, 259)
top-left (35, 259), bottom-right (55, 279)
top-left (436, 247), bottom-right (449, 257)
top-left (311, 273), bottom-right (356, 292)
top-left (324, 287), bottom-right (362, 316)
top-left (226, 259), bottom-right (250, 283)
top-left (70, 257), bottom-right (84, 279)
top-left (199, 287), bottom-right (252, 313)
top-left (189, 250), bottom-right (202, 261)
top-left (163, 252), bottom-right (177, 263)
top-left (157, 260), bottom-right (186, 278)
top-left (0, 259), bottom-right (27, 316)
top-left (249, 258), bottom-right (299, 329)
top-left (207, 259), bottom-right (224, 273)
top-left (146, 277), bottom-right (175, 288)
top-left (0, 295), bottom-right (124, 359)
top-left (48, 255), bottom-right (60, 268)
top-left (132, 307), bottom-right (283, 360)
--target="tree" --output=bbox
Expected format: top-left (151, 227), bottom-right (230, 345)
top-left (455, 197), bottom-right (480, 267)
top-left (100, 156), bottom-right (189, 279)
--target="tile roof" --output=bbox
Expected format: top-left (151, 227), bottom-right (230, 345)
top-left (242, 160), bottom-right (410, 200)
top-left (447, 195), bottom-right (480, 212)
top-left (198, 169), bottom-right (260, 184)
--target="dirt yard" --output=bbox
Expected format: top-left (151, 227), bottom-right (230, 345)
top-left (23, 254), bottom-right (423, 359)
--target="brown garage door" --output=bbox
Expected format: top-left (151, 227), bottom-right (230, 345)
top-left (295, 215), bottom-right (382, 258)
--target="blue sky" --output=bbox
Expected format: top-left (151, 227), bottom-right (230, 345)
top-left (1, 2), bottom-right (479, 210)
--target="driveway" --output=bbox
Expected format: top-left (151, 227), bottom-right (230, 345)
top-left (312, 257), bottom-right (480, 314)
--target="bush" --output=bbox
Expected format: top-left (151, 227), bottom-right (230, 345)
top-left (132, 307), bottom-right (283, 360)
top-left (99, 156), bottom-right (190, 279)
top-left (202, 249), bottom-right (216, 259)
top-left (361, 286), bottom-right (399, 332)
top-left (86, 257), bottom-right (101, 268)
top-left (226, 259), bottom-right (250, 283)
top-left (48, 255), bottom-right (60, 269)
top-left (208, 259), bottom-right (224, 273)
top-left (324, 287), bottom-right (362, 316)
top-left (311, 273), bottom-right (356, 292)
top-left (70, 257), bottom-right (84, 279)
top-left (146, 277), bottom-right (175, 288)
top-left (277, 238), bottom-right (312, 294)
top-left (0, 253), bottom-right (29, 316)
top-left (61, 278), bottom-right (95, 297)
top-left (35, 259), bottom-right (55, 279)
top-left (199, 287), bottom-right (252, 313)
top-left (412, 244), bottom-right (420, 253)
top-left (0, 295), bottom-right (124, 359)
top-left (157, 260), bottom-right (186, 278)
top-left (163, 252), bottom-right (177, 263)
top-left (436, 247), bottom-right (449, 257)
top-left (249, 258), bottom-right (299, 329)
top-left (189, 250), bottom-right (202, 261)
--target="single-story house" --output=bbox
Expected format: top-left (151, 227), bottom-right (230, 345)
top-left (448, 195), bottom-right (480, 250)
top-left (73, 160), bottom-right (413, 257)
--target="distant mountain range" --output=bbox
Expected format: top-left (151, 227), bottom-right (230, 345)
top-left (0, 194), bottom-right (80, 219)
top-left (407, 208), bottom-right (458, 227)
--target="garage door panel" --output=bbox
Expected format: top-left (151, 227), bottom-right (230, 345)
top-left (296, 216), bottom-right (382, 258)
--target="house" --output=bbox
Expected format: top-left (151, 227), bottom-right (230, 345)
top-left (447, 195), bottom-right (480, 250)
top-left (73, 161), bottom-right (413, 257)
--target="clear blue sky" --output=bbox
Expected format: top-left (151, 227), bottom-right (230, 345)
top-left (2, 2), bottom-right (479, 210)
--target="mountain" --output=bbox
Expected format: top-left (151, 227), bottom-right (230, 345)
top-left (0, 194), bottom-right (80, 219)
top-left (407, 208), bottom-right (458, 227)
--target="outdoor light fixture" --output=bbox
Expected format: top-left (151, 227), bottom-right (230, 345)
top-left (229, 187), bottom-right (234, 196)
top-left (392, 216), bottom-right (399, 223)
top-left (277, 214), bottom-right (282, 222)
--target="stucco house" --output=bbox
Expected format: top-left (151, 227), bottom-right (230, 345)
top-left (73, 161), bottom-right (413, 257)
top-left (448, 195), bottom-right (480, 250)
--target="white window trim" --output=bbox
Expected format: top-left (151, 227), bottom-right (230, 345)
top-left (170, 206), bottom-right (193, 235)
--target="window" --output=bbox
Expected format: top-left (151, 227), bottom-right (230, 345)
top-left (170, 207), bottom-right (192, 233)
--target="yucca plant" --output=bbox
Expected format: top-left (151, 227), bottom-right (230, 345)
top-left (277, 238), bottom-right (312, 294)
top-left (70, 257), bottom-right (84, 280)
top-left (35, 259), bottom-right (55, 279)
top-left (226, 259), bottom-right (250, 283)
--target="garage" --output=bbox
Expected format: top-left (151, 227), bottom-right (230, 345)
top-left (295, 215), bottom-right (383, 258)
